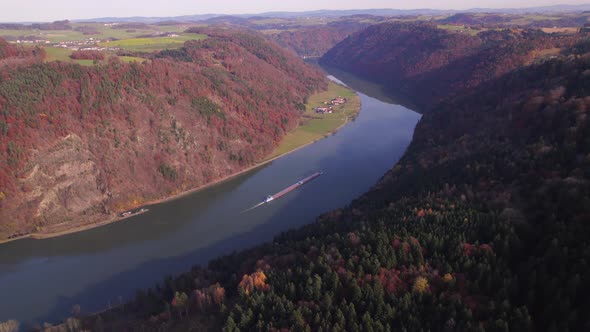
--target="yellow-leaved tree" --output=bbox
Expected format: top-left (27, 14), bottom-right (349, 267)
top-left (413, 276), bottom-right (429, 293)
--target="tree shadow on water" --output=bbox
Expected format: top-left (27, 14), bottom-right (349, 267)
top-left (31, 195), bottom-right (311, 327)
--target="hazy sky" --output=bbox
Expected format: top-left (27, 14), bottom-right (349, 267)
top-left (2, 0), bottom-right (589, 22)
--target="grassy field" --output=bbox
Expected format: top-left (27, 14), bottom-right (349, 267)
top-left (1, 23), bottom-right (205, 63)
top-left (99, 33), bottom-right (206, 52)
top-left (0, 23), bottom-right (201, 42)
top-left (43, 47), bottom-right (147, 65)
top-left (267, 81), bottom-right (360, 159)
top-left (437, 24), bottom-right (482, 36)
top-left (541, 27), bottom-right (579, 34)
top-left (44, 47), bottom-right (73, 61)
top-left (26, 26), bottom-right (200, 64)
top-left (0, 28), bottom-right (85, 42)
top-left (118, 56), bottom-right (148, 63)
top-left (43, 47), bottom-right (93, 66)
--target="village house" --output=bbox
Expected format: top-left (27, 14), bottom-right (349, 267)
top-left (314, 107), bottom-right (333, 114)
top-left (330, 96), bottom-right (347, 105)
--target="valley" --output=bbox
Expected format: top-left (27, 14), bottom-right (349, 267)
top-left (0, 5), bottom-right (589, 331)
top-left (0, 70), bottom-right (419, 327)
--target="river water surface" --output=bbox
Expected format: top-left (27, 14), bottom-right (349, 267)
top-left (0, 73), bottom-right (421, 326)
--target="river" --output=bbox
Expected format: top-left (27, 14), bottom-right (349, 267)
top-left (0, 72), bottom-right (421, 327)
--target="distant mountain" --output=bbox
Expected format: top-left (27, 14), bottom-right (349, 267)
top-left (250, 8), bottom-right (451, 18)
top-left (72, 4), bottom-right (590, 24)
top-left (257, 4), bottom-right (590, 17)
top-left (202, 15), bottom-right (254, 26)
top-left (466, 4), bottom-right (590, 14)
top-left (73, 10), bottom-right (440, 24)
top-left (74, 14), bottom-right (222, 23)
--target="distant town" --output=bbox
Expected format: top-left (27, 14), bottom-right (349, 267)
top-left (314, 96), bottom-right (347, 114)
top-left (14, 27), bottom-right (182, 52)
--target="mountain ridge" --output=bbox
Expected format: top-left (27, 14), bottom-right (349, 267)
top-left (51, 4), bottom-right (590, 24)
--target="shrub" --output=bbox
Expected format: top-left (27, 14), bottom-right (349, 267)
top-left (70, 50), bottom-right (105, 61)
top-left (158, 163), bottom-right (178, 181)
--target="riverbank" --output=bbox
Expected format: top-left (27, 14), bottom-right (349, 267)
top-left (0, 81), bottom-right (360, 245)
top-left (267, 80), bottom-right (360, 159)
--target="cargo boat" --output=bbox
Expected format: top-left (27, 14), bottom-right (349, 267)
top-left (119, 208), bottom-right (149, 218)
top-left (264, 171), bottom-right (323, 203)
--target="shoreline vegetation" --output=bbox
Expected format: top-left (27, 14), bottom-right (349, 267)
top-left (267, 80), bottom-right (360, 158)
top-left (0, 80), bottom-right (360, 245)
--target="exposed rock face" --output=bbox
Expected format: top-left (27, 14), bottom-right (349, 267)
top-left (20, 134), bottom-right (107, 225)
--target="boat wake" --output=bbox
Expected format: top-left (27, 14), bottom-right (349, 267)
top-left (240, 201), bottom-right (266, 214)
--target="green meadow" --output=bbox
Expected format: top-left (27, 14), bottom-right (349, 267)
top-left (268, 81), bottom-right (360, 159)
top-left (437, 24), bottom-right (483, 36)
top-left (43, 46), bottom-right (147, 65)
top-left (43, 47), bottom-right (93, 66)
top-left (0, 23), bottom-right (198, 42)
top-left (99, 33), bottom-right (207, 52)
top-left (0, 23), bottom-right (206, 64)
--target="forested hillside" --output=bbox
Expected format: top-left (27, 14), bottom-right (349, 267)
top-left (321, 22), bottom-right (586, 110)
top-left (0, 29), bottom-right (326, 239)
top-left (437, 12), bottom-right (590, 28)
top-left (0, 38), bottom-right (44, 63)
top-left (74, 26), bottom-right (590, 331)
top-left (268, 20), bottom-right (370, 57)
